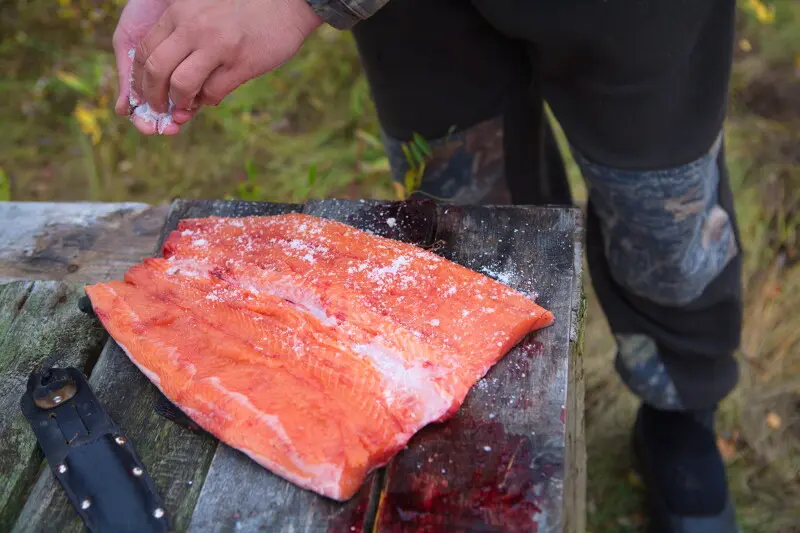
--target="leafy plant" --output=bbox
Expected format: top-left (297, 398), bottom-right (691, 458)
top-left (394, 132), bottom-right (432, 200)
top-left (394, 130), bottom-right (460, 202)
top-left (293, 163), bottom-right (333, 202)
top-left (742, 0), bottom-right (776, 24)
top-left (0, 168), bottom-right (10, 201)
top-left (234, 159), bottom-right (267, 201)
top-left (232, 159), bottom-right (332, 203)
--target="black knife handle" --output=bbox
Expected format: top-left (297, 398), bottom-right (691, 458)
top-left (20, 366), bottom-right (173, 533)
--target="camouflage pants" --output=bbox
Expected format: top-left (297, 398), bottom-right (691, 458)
top-left (352, 0), bottom-right (742, 410)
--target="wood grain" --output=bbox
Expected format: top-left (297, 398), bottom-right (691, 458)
top-left (0, 281), bottom-right (108, 531)
top-left (0, 202), bottom-right (169, 284)
top-left (187, 198), bottom-right (440, 533)
top-left (12, 338), bottom-right (221, 533)
top-left (562, 291), bottom-right (586, 533)
top-left (2, 199), bottom-right (585, 532)
top-left (373, 205), bottom-right (585, 533)
top-left (9, 200), bottom-right (304, 533)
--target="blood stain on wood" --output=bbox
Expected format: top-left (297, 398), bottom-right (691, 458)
top-left (377, 421), bottom-right (551, 533)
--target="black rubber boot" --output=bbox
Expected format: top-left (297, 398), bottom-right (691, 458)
top-left (631, 404), bottom-right (740, 533)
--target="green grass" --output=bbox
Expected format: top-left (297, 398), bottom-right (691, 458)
top-left (2, 1), bottom-right (799, 531)
top-left (1, 18), bottom-right (394, 203)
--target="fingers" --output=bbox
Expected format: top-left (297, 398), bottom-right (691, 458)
top-left (141, 34), bottom-right (193, 114)
top-left (129, 102), bottom-right (184, 136)
top-left (130, 113), bottom-right (158, 135)
top-left (198, 64), bottom-right (246, 107)
top-left (112, 28), bottom-right (134, 117)
top-left (172, 107), bottom-right (199, 125)
top-left (168, 51), bottom-right (222, 110)
top-left (132, 15), bottom-right (175, 112)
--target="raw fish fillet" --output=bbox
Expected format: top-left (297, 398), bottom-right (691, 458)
top-left (85, 213), bottom-right (554, 500)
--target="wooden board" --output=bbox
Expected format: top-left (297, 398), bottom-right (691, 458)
top-left (4, 199), bottom-right (585, 532)
top-left (0, 281), bottom-right (108, 531)
top-left (10, 200), bottom-right (305, 533)
top-left (563, 293), bottom-right (587, 533)
top-left (372, 205), bottom-right (585, 533)
top-left (186, 198), bottom-right (441, 533)
top-left (0, 202), bottom-right (169, 284)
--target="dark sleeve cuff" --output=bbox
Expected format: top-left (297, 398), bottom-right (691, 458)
top-left (306, 0), bottom-right (389, 30)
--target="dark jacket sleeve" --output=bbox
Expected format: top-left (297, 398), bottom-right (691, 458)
top-left (306, 0), bottom-right (390, 29)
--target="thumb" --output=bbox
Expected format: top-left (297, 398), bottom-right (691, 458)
top-left (112, 28), bottom-right (135, 117)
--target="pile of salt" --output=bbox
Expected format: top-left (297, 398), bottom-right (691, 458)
top-left (127, 48), bottom-right (175, 134)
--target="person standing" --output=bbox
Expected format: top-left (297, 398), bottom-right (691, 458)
top-left (114, 1), bottom-right (743, 530)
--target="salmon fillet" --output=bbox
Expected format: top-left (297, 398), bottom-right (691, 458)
top-left (85, 213), bottom-right (554, 501)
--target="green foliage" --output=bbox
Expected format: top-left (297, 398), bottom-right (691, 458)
top-left (0, 6), bottom-right (393, 203)
top-left (1, 6), bottom-right (799, 530)
top-left (0, 168), bottom-right (10, 201)
top-left (391, 132), bottom-right (442, 200)
top-left (736, 0), bottom-right (800, 67)
top-left (233, 159), bottom-right (265, 201)
top-left (400, 134), bottom-right (429, 198)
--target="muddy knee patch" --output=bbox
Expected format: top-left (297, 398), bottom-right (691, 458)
top-left (575, 135), bottom-right (738, 306)
top-left (614, 333), bottom-right (683, 410)
top-left (382, 116), bottom-right (511, 204)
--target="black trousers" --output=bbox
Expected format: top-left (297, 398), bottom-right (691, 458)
top-left (351, 0), bottom-right (743, 411)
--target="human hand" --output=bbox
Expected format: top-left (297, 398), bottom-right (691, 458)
top-left (112, 0), bottom-right (185, 135)
top-left (113, 0), bottom-right (323, 136)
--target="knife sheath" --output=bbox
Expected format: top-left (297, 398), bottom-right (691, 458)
top-left (20, 365), bottom-right (172, 533)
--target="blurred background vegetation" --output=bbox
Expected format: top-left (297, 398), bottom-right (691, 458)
top-left (1, 0), bottom-right (798, 531)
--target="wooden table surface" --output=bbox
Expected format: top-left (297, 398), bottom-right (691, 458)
top-left (0, 199), bottom-right (586, 533)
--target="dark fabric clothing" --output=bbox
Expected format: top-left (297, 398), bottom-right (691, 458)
top-left (634, 404), bottom-right (729, 515)
top-left (350, 0), bottom-right (743, 410)
top-left (307, 0), bottom-right (390, 29)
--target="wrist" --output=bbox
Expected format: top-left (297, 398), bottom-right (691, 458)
top-left (289, 0), bottom-right (324, 35)
top-left (304, 0), bottom-right (361, 30)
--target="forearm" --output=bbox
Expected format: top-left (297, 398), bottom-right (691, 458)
top-left (306, 0), bottom-right (390, 29)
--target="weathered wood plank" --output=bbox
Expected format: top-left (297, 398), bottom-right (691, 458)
top-left (0, 281), bottom-right (108, 531)
top-left (187, 198), bottom-right (440, 533)
top-left (7, 200), bottom-right (584, 532)
top-left (0, 202), bottom-right (169, 284)
top-left (186, 446), bottom-right (380, 533)
top-left (373, 205), bottom-right (585, 533)
top-left (11, 339), bottom-right (219, 533)
top-left (562, 291), bottom-right (586, 533)
top-left (10, 200), bottom-right (303, 533)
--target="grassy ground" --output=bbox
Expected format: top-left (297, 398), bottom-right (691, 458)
top-left (2, 1), bottom-right (799, 531)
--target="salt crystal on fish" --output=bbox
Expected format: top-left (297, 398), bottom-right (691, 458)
top-left (85, 213), bottom-right (554, 501)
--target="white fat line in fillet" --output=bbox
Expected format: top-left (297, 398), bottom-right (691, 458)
top-left (178, 404), bottom-right (345, 497)
top-left (115, 339), bottom-right (162, 388)
top-left (239, 447), bottom-right (344, 500)
top-left (256, 279), bottom-right (336, 327)
top-left (351, 342), bottom-right (452, 423)
top-left (209, 268), bottom-right (338, 328)
top-left (202, 377), bottom-right (343, 482)
top-left (106, 285), bottom-right (144, 335)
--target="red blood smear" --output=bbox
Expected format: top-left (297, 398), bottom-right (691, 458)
top-left (326, 479), bottom-right (374, 533)
top-left (377, 421), bottom-right (546, 533)
top-left (518, 339), bottom-right (544, 360)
